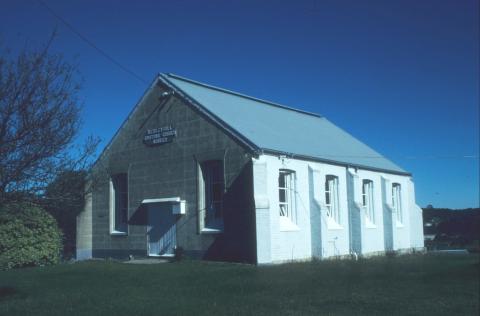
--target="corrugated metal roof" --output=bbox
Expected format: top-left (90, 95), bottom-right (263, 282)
top-left (161, 73), bottom-right (408, 175)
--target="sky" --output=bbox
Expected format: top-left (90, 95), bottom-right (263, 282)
top-left (1, 0), bottom-right (478, 209)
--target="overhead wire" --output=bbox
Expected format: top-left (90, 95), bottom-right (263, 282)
top-left (34, 1), bottom-right (480, 163)
top-left (37, 0), bottom-right (149, 85)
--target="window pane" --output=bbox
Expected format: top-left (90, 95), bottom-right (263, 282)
top-left (212, 183), bottom-right (223, 201)
top-left (279, 170), bottom-right (295, 220)
top-left (325, 175), bottom-right (339, 223)
top-left (202, 160), bottom-right (224, 229)
top-left (213, 202), bottom-right (222, 218)
top-left (212, 163), bottom-right (222, 181)
top-left (279, 173), bottom-right (285, 188)
top-left (113, 174), bottom-right (128, 232)
top-left (279, 188), bottom-right (286, 203)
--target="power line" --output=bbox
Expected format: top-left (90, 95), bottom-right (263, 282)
top-left (37, 0), bottom-right (149, 85)
top-left (312, 154), bottom-right (479, 160)
top-left (30, 1), bottom-right (480, 164)
top-left (404, 155), bottom-right (479, 160)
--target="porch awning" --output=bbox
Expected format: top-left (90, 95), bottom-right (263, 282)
top-left (141, 197), bottom-right (185, 215)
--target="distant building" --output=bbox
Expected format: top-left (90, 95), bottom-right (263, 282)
top-left (77, 74), bottom-right (425, 264)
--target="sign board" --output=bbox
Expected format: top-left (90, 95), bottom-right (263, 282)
top-left (143, 126), bottom-right (176, 146)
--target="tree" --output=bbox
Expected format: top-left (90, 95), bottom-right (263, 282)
top-left (0, 33), bottom-right (98, 204)
top-left (42, 170), bottom-right (87, 258)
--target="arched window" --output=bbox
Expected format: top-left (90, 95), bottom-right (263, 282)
top-left (325, 175), bottom-right (340, 224)
top-left (392, 183), bottom-right (402, 223)
top-left (278, 169), bottom-right (296, 223)
top-left (362, 179), bottom-right (375, 224)
top-left (199, 160), bottom-right (224, 231)
top-left (110, 173), bottom-right (128, 234)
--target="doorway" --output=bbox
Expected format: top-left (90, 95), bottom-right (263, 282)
top-left (147, 202), bottom-right (177, 256)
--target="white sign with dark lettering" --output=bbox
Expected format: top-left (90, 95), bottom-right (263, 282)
top-left (143, 126), bottom-right (176, 146)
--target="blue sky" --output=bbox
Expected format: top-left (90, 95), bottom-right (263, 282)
top-left (1, 0), bottom-right (478, 208)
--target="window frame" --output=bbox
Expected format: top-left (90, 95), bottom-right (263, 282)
top-left (278, 169), bottom-right (297, 225)
top-left (325, 175), bottom-right (340, 225)
top-left (199, 160), bottom-right (225, 233)
top-left (392, 183), bottom-right (402, 224)
top-left (362, 179), bottom-right (375, 225)
top-left (109, 173), bottom-right (128, 235)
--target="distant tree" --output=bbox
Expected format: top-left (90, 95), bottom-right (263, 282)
top-left (42, 170), bottom-right (87, 258)
top-left (0, 33), bottom-right (99, 204)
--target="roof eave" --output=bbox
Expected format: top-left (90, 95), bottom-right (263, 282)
top-left (261, 148), bottom-right (412, 176)
top-left (158, 73), bottom-right (261, 155)
top-left (90, 76), bottom-right (161, 172)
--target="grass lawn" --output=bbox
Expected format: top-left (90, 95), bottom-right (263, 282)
top-left (0, 253), bottom-right (478, 315)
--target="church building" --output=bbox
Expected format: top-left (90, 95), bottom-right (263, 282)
top-left (76, 73), bottom-right (424, 264)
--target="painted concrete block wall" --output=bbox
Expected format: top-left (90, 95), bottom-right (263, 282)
top-left (381, 173), bottom-right (411, 251)
top-left (346, 169), bottom-right (362, 255)
top-left (267, 155), bottom-right (313, 262)
top-left (77, 80), bottom-right (255, 261)
top-left (252, 158), bottom-right (271, 264)
top-left (253, 155), bottom-right (313, 263)
top-left (352, 169), bottom-right (387, 255)
top-left (254, 155), bottom-right (354, 263)
top-left (310, 162), bottom-right (350, 258)
top-left (408, 179), bottom-right (425, 249)
top-left (308, 166), bottom-right (323, 258)
top-left (76, 190), bottom-right (92, 260)
top-left (380, 176), bottom-right (393, 251)
top-left (253, 154), bottom-right (424, 264)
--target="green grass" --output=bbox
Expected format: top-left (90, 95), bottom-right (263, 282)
top-left (0, 254), bottom-right (478, 315)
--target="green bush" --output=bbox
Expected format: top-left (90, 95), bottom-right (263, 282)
top-left (0, 202), bottom-right (62, 270)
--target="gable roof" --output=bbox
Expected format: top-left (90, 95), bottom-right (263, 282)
top-left (159, 73), bottom-right (409, 175)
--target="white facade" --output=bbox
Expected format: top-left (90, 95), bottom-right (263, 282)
top-left (253, 154), bottom-right (424, 264)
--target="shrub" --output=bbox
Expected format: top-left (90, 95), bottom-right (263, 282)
top-left (0, 202), bottom-right (62, 270)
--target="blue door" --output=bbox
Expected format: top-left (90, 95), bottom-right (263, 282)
top-left (147, 203), bottom-right (177, 256)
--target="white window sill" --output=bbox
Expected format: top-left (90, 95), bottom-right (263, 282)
top-left (201, 228), bottom-right (224, 234)
top-left (326, 218), bottom-right (343, 230)
top-left (279, 217), bottom-right (300, 231)
top-left (365, 219), bottom-right (376, 229)
top-left (110, 231), bottom-right (128, 236)
top-left (396, 222), bottom-right (404, 228)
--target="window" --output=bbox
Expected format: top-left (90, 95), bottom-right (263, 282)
top-left (325, 175), bottom-right (340, 224)
top-left (200, 160), bottom-right (224, 231)
top-left (392, 183), bottom-right (402, 224)
top-left (110, 173), bottom-right (128, 234)
top-left (278, 169), bottom-right (296, 223)
top-left (362, 179), bottom-right (375, 224)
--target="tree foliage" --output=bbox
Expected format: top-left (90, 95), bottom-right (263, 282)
top-left (0, 34), bottom-right (98, 203)
top-left (42, 170), bottom-right (87, 257)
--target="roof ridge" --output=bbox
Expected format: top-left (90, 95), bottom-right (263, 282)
top-left (163, 73), bottom-right (322, 118)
